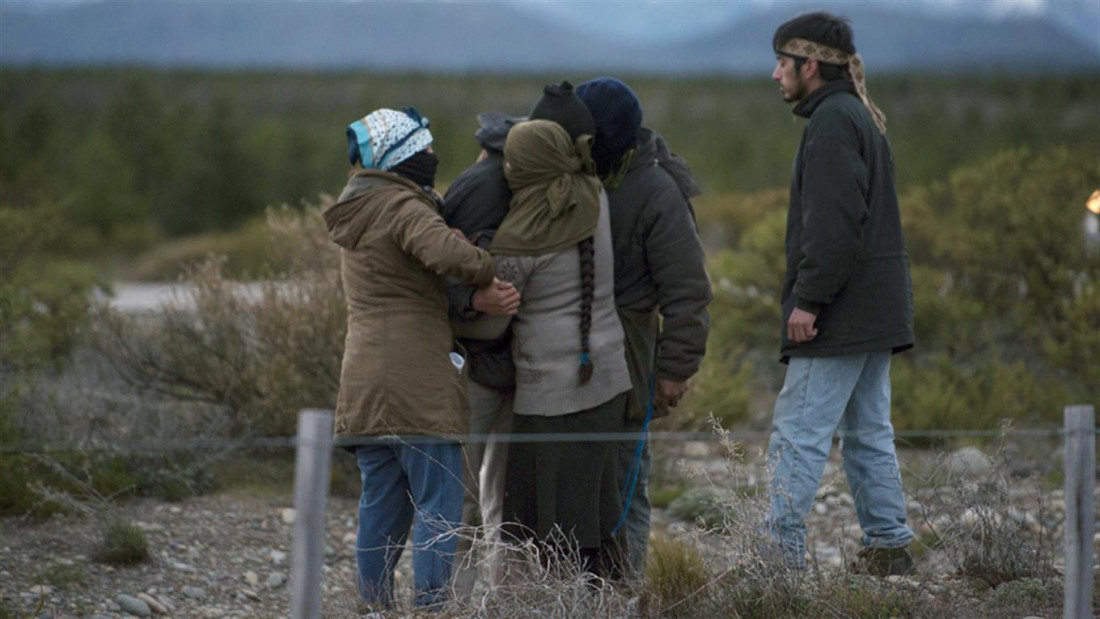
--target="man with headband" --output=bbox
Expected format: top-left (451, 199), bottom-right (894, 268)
top-left (765, 11), bottom-right (915, 576)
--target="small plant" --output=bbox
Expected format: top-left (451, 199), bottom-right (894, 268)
top-left (987, 577), bottom-right (1062, 615)
top-left (36, 562), bottom-right (87, 588)
top-left (94, 519), bottom-right (150, 566)
top-left (806, 576), bottom-right (923, 618)
top-left (649, 483), bottom-right (685, 509)
top-left (646, 533), bottom-right (712, 611)
top-left (667, 486), bottom-right (726, 528)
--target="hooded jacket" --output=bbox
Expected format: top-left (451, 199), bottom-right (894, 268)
top-left (781, 80), bottom-right (914, 359)
top-left (605, 128), bottom-right (712, 419)
top-left (441, 112), bottom-right (521, 391)
top-left (324, 169), bottom-right (495, 438)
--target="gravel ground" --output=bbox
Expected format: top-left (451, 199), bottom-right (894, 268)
top-left (0, 493), bottom-right (364, 618)
top-left (1, 443), bottom-right (1094, 618)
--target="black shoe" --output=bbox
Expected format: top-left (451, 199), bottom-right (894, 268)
top-left (848, 546), bottom-right (914, 577)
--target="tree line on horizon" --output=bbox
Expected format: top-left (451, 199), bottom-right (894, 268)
top-left (0, 68), bottom-right (1096, 443)
top-left (2, 68), bottom-right (1098, 256)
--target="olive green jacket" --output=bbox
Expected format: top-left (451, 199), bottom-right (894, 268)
top-left (324, 169), bottom-right (495, 438)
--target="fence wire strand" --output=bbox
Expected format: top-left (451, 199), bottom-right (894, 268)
top-left (0, 425), bottom-right (1088, 455)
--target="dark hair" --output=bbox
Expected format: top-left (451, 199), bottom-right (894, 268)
top-left (577, 236), bottom-right (595, 385)
top-left (773, 11), bottom-right (855, 82)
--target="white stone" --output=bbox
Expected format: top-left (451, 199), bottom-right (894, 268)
top-left (946, 446), bottom-right (995, 477)
top-left (266, 572), bottom-right (287, 589)
top-left (240, 588), bottom-right (260, 601)
top-left (135, 593), bottom-right (167, 615)
top-left (682, 441), bottom-right (711, 459)
top-left (342, 532), bottom-right (356, 544)
top-left (280, 508), bottom-right (296, 525)
top-left (182, 586), bottom-right (207, 600)
top-left (813, 503), bottom-right (828, 515)
top-left (169, 560), bottom-right (197, 573)
top-left (243, 571), bottom-right (259, 586)
top-left (269, 549), bottom-right (287, 565)
top-left (156, 595), bottom-right (177, 612)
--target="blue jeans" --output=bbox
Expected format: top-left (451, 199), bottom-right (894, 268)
top-left (617, 418), bottom-right (651, 578)
top-left (355, 442), bottom-right (463, 609)
top-left (766, 352), bottom-right (913, 566)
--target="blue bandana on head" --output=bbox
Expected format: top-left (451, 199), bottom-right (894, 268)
top-left (346, 107), bottom-right (433, 170)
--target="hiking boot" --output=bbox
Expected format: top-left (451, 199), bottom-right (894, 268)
top-left (848, 546), bottom-right (914, 576)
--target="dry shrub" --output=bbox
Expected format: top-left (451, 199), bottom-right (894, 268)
top-left (913, 424), bottom-right (1056, 589)
top-left (90, 200), bottom-right (345, 437)
top-left (646, 418), bottom-right (939, 619)
top-left (321, 522), bottom-right (638, 618)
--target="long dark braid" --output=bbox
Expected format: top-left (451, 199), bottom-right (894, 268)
top-left (578, 236), bottom-right (596, 385)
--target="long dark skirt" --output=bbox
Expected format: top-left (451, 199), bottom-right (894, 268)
top-left (502, 391), bottom-right (629, 576)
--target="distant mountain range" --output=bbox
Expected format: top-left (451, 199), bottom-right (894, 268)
top-left (1, 0), bottom-right (1097, 74)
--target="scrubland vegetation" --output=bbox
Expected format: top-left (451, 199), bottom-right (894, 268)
top-left (1, 69), bottom-right (1097, 616)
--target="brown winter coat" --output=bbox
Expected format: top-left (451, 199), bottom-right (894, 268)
top-left (324, 169), bottom-right (495, 438)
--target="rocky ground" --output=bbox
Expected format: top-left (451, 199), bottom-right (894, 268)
top-left (1, 442), bottom-right (1095, 618)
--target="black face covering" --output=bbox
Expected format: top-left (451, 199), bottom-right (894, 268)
top-left (391, 150), bottom-right (439, 189)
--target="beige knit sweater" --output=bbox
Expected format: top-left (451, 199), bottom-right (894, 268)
top-left (457, 192), bottom-right (631, 416)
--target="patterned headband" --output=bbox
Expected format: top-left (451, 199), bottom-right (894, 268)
top-left (778, 38), bottom-right (887, 135)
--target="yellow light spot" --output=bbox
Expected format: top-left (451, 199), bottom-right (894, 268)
top-left (1089, 189), bottom-right (1100, 215)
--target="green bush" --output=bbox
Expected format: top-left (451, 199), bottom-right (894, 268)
top-left (0, 455), bottom-right (56, 517)
top-left (94, 520), bottom-right (150, 566)
top-left (667, 487), bottom-right (727, 529)
top-left (122, 216), bottom-right (276, 281)
top-left (0, 422), bottom-right (214, 516)
top-left (987, 577), bottom-right (1061, 614)
top-left (891, 355), bottom-right (1066, 434)
top-left (684, 199), bottom-right (787, 427)
top-left (690, 147), bottom-right (1098, 434)
top-left (0, 206), bottom-right (101, 373)
top-left (901, 147), bottom-right (1100, 398)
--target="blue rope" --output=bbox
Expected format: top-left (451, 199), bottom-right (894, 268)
top-left (610, 373), bottom-right (655, 537)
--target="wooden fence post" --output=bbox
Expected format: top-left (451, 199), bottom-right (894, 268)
top-left (1064, 404), bottom-right (1095, 619)
top-left (291, 409), bottom-right (334, 619)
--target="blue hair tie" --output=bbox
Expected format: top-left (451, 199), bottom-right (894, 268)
top-left (580, 352), bottom-right (591, 364)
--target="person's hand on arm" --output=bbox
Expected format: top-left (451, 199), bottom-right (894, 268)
top-left (472, 278), bottom-right (520, 316)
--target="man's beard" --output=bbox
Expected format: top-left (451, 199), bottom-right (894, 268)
top-left (783, 73), bottom-right (808, 103)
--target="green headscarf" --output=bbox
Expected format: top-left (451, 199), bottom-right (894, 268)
top-left (491, 120), bottom-right (601, 256)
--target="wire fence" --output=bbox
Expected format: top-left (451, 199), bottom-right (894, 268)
top-left (0, 426), bottom-right (1091, 455)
